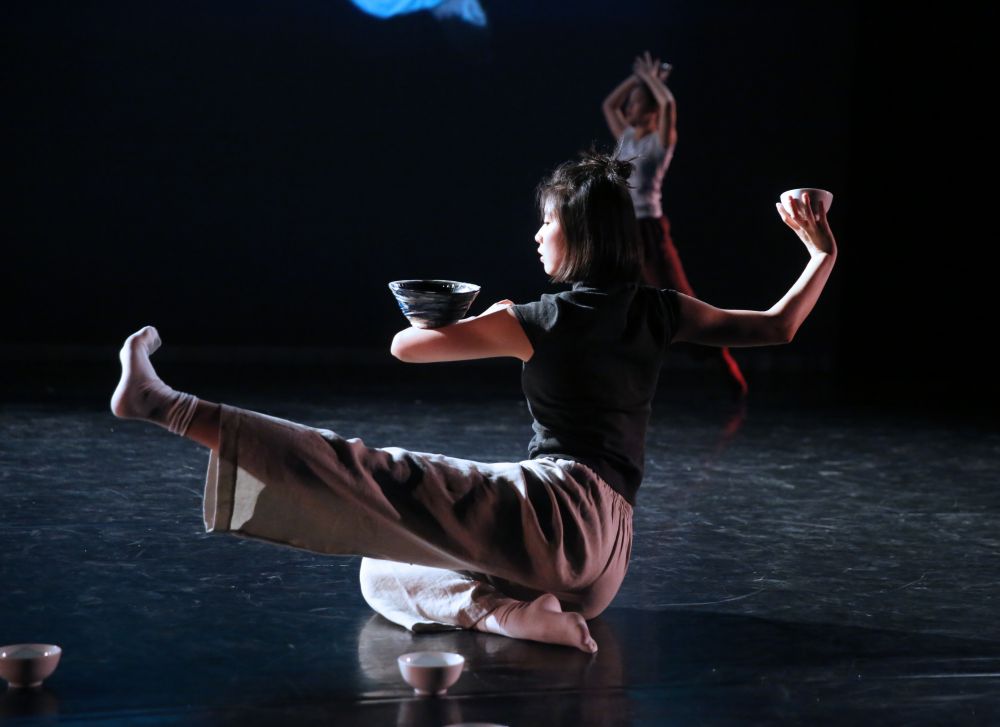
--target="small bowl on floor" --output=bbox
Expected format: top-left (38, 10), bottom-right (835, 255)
top-left (0, 645), bottom-right (62, 688)
top-left (398, 651), bottom-right (465, 696)
top-left (388, 280), bottom-right (481, 329)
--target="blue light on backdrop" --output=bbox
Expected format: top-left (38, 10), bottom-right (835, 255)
top-left (349, 0), bottom-right (486, 26)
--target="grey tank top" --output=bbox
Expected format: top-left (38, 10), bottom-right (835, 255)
top-left (615, 126), bottom-right (673, 219)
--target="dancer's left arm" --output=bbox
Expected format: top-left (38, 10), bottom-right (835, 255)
top-left (673, 194), bottom-right (837, 347)
top-left (391, 301), bottom-right (533, 363)
top-left (633, 51), bottom-right (677, 151)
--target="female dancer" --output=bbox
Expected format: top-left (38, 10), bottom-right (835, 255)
top-left (604, 51), bottom-right (749, 396)
top-left (111, 152), bottom-right (836, 653)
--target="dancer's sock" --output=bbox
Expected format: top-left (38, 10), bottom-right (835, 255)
top-left (111, 326), bottom-right (199, 436)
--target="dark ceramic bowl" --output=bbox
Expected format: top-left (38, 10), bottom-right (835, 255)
top-left (388, 280), bottom-right (481, 329)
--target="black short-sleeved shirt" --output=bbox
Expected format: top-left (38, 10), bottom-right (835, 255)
top-left (513, 282), bottom-right (680, 504)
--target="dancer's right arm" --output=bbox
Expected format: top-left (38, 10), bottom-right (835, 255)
top-left (391, 304), bottom-right (533, 363)
top-left (602, 74), bottom-right (638, 139)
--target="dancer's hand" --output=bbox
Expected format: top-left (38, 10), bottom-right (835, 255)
top-left (457, 300), bottom-right (513, 323)
top-left (633, 51), bottom-right (670, 82)
top-left (477, 299), bottom-right (514, 317)
top-left (775, 194), bottom-right (837, 257)
top-left (632, 51), bottom-right (660, 79)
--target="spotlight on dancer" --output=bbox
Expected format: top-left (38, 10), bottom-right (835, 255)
top-left (111, 152), bottom-right (836, 653)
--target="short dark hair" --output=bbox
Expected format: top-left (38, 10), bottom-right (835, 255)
top-left (536, 150), bottom-right (643, 285)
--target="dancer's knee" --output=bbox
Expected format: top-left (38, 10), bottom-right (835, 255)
top-left (578, 600), bottom-right (610, 620)
top-left (358, 557), bottom-right (396, 607)
top-left (569, 576), bottom-right (622, 620)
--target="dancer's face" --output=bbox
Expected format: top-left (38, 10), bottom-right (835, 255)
top-left (625, 86), bottom-right (655, 128)
top-left (535, 201), bottom-right (566, 277)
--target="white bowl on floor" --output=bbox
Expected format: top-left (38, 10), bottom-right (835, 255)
top-left (398, 651), bottom-right (465, 696)
top-left (0, 644), bottom-right (62, 688)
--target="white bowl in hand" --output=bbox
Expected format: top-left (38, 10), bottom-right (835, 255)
top-left (780, 188), bottom-right (833, 215)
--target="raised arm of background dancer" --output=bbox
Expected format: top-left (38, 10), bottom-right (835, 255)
top-left (602, 74), bottom-right (639, 139)
top-left (673, 193), bottom-right (838, 347)
top-left (633, 52), bottom-right (677, 150)
top-left (391, 302), bottom-right (533, 363)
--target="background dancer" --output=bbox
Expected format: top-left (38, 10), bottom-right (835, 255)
top-left (603, 51), bottom-right (749, 397)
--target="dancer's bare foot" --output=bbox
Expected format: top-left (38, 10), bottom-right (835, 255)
top-left (111, 326), bottom-right (198, 435)
top-left (477, 593), bottom-right (598, 654)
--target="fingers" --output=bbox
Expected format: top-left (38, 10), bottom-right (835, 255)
top-left (807, 193), bottom-right (831, 227)
top-left (775, 202), bottom-right (800, 230)
top-left (802, 192), bottom-right (818, 222)
top-left (779, 196), bottom-right (812, 227)
top-left (479, 299), bottom-right (514, 317)
top-left (801, 193), bottom-right (828, 227)
top-left (778, 195), bottom-right (835, 250)
top-left (776, 199), bottom-right (814, 233)
top-left (811, 206), bottom-right (834, 239)
top-left (634, 51), bottom-right (660, 76)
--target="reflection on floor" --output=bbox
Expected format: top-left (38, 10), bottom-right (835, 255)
top-left (2, 365), bottom-right (999, 725)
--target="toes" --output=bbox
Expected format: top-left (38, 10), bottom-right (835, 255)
top-left (139, 326), bottom-right (162, 353)
top-left (578, 626), bottom-right (598, 653)
top-left (126, 326), bottom-right (162, 355)
top-left (570, 614), bottom-right (597, 652)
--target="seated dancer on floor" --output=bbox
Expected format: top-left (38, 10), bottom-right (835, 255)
top-left (111, 152), bottom-right (837, 653)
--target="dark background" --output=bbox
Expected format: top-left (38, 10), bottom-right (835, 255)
top-left (3, 1), bottom-right (993, 406)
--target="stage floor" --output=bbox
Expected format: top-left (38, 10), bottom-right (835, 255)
top-left (2, 364), bottom-right (999, 725)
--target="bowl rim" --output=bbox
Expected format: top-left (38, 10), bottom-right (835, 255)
top-left (780, 187), bottom-right (833, 198)
top-left (0, 644), bottom-right (62, 659)
top-left (397, 650), bottom-right (465, 667)
top-left (388, 280), bottom-right (481, 295)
